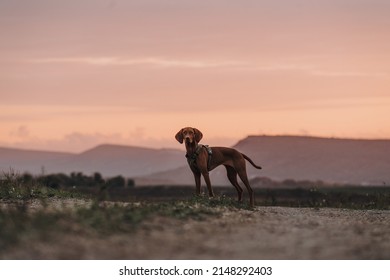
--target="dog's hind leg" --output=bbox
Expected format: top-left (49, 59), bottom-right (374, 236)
top-left (236, 166), bottom-right (255, 207)
top-left (225, 165), bottom-right (243, 202)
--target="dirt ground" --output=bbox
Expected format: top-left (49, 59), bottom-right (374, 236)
top-left (128, 207), bottom-right (390, 260)
top-left (3, 199), bottom-right (390, 260)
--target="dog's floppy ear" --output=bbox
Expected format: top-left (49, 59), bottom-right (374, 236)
top-left (175, 129), bottom-right (184, 144)
top-left (193, 128), bottom-right (203, 143)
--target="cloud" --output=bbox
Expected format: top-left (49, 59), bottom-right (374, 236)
top-left (10, 125), bottom-right (30, 138)
top-left (28, 56), bottom-right (247, 69)
top-left (29, 56), bottom-right (389, 78)
top-left (26, 56), bottom-right (320, 73)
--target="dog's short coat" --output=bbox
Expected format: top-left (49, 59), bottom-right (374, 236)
top-left (175, 127), bottom-right (262, 207)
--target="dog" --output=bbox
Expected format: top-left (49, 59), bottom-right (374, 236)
top-left (175, 127), bottom-right (262, 207)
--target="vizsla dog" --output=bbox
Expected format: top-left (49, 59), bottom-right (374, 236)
top-left (175, 127), bottom-right (262, 207)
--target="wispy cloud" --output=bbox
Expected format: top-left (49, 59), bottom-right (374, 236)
top-left (27, 56), bottom-right (317, 72)
top-left (27, 56), bottom-right (389, 78)
top-left (28, 56), bottom-right (247, 69)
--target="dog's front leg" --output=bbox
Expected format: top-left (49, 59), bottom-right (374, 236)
top-left (202, 171), bottom-right (215, 198)
top-left (193, 172), bottom-right (201, 195)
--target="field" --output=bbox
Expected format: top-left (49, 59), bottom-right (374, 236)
top-left (1, 172), bottom-right (390, 259)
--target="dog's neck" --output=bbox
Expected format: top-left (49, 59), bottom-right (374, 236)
top-left (185, 141), bottom-right (199, 156)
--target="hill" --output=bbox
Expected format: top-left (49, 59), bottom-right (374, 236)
top-left (0, 147), bottom-right (73, 175)
top-left (0, 144), bottom-right (184, 178)
top-left (233, 136), bottom-right (390, 185)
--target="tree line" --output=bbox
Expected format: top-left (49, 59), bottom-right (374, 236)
top-left (20, 172), bottom-right (135, 189)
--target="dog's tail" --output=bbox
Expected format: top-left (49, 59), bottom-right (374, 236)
top-left (242, 154), bottom-right (262, 169)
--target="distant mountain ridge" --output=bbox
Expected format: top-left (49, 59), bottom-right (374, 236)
top-left (1, 136), bottom-right (390, 186)
top-left (233, 135), bottom-right (390, 185)
top-left (0, 147), bottom-right (73, 175)
top-left (0, 144), bottom-right (184, 178)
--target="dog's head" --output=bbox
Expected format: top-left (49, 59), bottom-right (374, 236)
top-left (175, 127), bottom-right (203, 144)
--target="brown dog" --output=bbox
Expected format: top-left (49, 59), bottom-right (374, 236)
top-left (175, 127), bottom-right (262, 207)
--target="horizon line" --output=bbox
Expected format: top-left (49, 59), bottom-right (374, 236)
top-left (2, 134), bottom-right (390, 154)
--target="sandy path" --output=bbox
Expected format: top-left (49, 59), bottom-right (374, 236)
top-left (3, 204), bottom-right (390, 259)
top-left (127, 207), bottom-right (390, 260)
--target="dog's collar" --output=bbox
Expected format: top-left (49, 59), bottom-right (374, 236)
top-left (185, 144), bottom-right (204, 168)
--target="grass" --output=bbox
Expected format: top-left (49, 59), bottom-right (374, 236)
top-left (0, 170), bottom-right (82, 201)
top-left (189, 194), bottom-right (255, 210)
top-left (75, 198), bottom-right (222, 234)
top-left (0, 206), bottom-right (65, 251)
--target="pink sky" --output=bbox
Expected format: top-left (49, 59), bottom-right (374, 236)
top-left (1, 0), bottom-right (390, 152)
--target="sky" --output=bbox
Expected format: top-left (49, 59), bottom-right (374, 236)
top-left (1, 0), bottom-right (390, 152)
